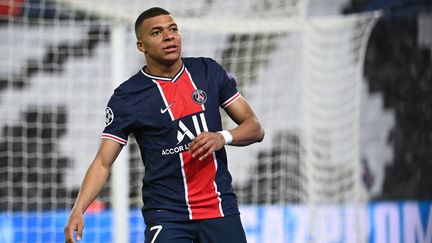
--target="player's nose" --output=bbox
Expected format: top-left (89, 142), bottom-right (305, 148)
top-left (164, 35), bottom-right (175, 42)
top-left (163, 32), bottom-right (175, 41)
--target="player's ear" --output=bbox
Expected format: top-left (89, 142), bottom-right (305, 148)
top-left (136, 40), bottom-right (146, 53)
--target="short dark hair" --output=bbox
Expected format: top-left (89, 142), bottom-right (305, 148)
top-left (135, 7), bottom-right (171, 38)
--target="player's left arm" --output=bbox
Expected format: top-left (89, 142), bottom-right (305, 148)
top-left (189, 96), bottom-right (264, 160)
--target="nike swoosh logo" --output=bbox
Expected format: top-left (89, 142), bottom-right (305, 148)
top-left (160, 102), bottom-right (174, 114)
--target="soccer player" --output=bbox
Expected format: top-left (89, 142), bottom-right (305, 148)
top-left (64, 7), bottom-right (264, 243)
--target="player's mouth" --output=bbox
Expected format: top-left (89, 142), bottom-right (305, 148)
top-left (163, 45), bottom-right (178, 53)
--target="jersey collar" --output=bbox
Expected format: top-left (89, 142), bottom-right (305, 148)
top-left (141, 63), bottom-right (185, 82)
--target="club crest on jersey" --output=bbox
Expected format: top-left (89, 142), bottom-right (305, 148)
top-left (105, 107), bottom-right (114, 126)
top-left (192, 89), bottom-right (207, 105)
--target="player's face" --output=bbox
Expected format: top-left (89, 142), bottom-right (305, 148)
top-left (136, 14), bottom-right (182, 66)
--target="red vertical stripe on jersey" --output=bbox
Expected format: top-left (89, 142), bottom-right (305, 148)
top-left (181, 151), bottom-right (223, 220)
top-left (155, 70), bottom-right (204, 121)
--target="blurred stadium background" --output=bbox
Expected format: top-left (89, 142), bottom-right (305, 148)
top-left (0, 0), bottom-right (431, 242)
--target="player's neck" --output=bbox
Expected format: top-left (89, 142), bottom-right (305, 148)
top-left (145, 59), bottom-right (183, 78)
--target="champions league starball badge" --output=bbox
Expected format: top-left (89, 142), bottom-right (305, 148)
top-left (105, 107), bottom-right (114, 126)
top-left (192, 89), bottom-right (207, 105)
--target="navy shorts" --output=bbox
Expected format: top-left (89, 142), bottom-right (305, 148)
top-left (144, 214), bottom-right (247, 243)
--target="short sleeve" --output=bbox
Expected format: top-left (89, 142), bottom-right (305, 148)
top-left (101, 92), bottom-right (135, 145)
top-left (212, 59), bottom-right (241, 109)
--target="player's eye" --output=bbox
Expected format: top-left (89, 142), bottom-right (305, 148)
top-left (171, 27), bottom-right (178, 32)
top-left (151, 30), bottom-right (161, 36)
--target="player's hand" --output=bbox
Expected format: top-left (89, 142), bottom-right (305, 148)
top-left (64, 209), bottom-right (84, 243)
top-left (189, 131), bottom-right (226, 160)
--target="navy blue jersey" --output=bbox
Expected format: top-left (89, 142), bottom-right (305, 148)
top-left (102, 57), bottom-right (241, 224)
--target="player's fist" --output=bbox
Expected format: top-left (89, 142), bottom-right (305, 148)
top-left (64, 209), bottom-right (85, 243)
top-left (189, 131), bottom-right (226, 160)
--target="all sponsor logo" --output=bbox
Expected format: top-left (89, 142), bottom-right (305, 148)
top-left (161, 113), bottom-right (207, 156)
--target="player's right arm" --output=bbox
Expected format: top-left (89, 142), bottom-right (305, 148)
top-left (64, 139), bottom-right (123, 243)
